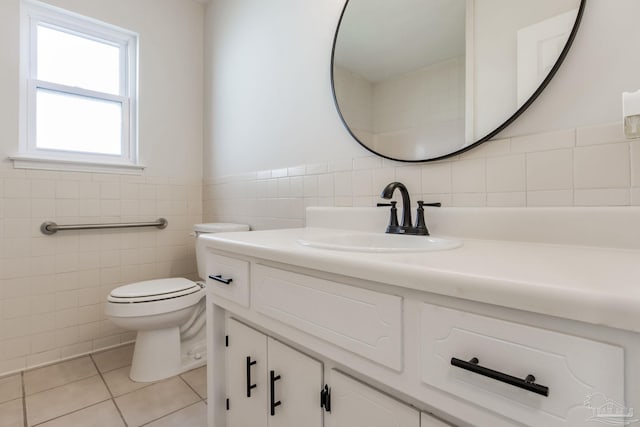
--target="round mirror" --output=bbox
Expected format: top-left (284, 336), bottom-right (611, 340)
top-left (331, 0), bottom-right (586, 162)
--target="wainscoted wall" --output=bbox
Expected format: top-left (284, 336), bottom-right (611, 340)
top-left (0, 0), bottom-right (204, 376)
top-left (0, 164), bottom-right (202, 374)
top-left (204, 121), bottom-right (640, 229)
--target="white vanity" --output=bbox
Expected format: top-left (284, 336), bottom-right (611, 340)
top-left (203, 207), bottom-right (640, 427)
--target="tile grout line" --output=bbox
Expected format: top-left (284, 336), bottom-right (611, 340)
top-left (30, 399), bottom-right (113, 427)
top-left (21, 371), bottom-right (27, 427)
top-left (138, 401), bottom-right (204, 427)
top-left (178, 372), bottom-right (206, 402)
top-left (89, 354), bottom-right (129, 427)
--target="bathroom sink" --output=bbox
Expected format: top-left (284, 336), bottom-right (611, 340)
top-left (297, 231), bottom-right (462, 253)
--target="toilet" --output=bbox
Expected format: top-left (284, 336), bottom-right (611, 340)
top-left (105, 223), bottom-right (249, 382)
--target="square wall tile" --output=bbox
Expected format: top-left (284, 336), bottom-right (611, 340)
top-left (576, 122), bottom-right (625, 146)
top-left (0, 374), bottom-right (22, 404)
top-left (317, 174), bottom-right (334, 198)
top-left (55, 181), bottom-right (79, 199)
top-left (91, 344), bottom-right (134, 374)
top-left (487, 192), bottom-right (526, 207)
top-left (372, 168), bottom-right (395, 193)
top-left (511, 128), bottom-right (575, 153)
top-left (452, 158), bottom-right (485, 193)
top-left (0, 398), bottom-right (23, 427)
top-left (527, 190), bottom-right (573, 207)
top-left (574, 143), bottom-right (630, 189)
top-left (451, 193), bottom-right (486, 207)
top-left (574, 189), bottom-right (630, 206)
top-left (421, 163), bottom-right (451, 194)
top-left (4, 179), bottom-right (31, 198)
top-left (526, 149), bottom-right (573, 191)
top-left (486, 154), bottom-right (525, 193)
top-left (352, 170), bottom-right (373, 197)
top-left (334, 172), bottom-right (352, 197)
top-left (395, 166), bottom-right (422, 193)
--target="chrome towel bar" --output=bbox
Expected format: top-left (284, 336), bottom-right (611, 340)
top-left (40, 218), bottom-right (168, 235)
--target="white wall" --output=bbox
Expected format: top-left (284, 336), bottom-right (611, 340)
top-left (0, 0), bottom-right (204, 375)
top-left (204, 0), bottom-right (362, 179)
top-left (203, 0), bottom-right (640, 229)
top-left (205, 0), bottom-right (640, 178)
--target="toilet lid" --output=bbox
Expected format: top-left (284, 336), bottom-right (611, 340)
top-left (110, 278), bottom-right (199, 300)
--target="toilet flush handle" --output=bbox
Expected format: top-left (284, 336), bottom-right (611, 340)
top-left (209, 274), bottom-right (233, 285)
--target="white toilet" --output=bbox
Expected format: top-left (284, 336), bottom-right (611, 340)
top-left (105, 223), bottom-right (249, 382)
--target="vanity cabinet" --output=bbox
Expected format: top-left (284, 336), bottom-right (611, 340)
top-left (206, 243), bottom-right (637, 427)
top-left (225, 318), bottom-right (323, 427)
top-left (225, 318), bottom-right (448, 427)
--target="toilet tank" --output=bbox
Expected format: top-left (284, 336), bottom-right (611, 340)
top-left (194, 223), bottom-right (249, 280)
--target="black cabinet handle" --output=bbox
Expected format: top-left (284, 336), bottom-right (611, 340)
top-left (209, 274), bottom-right (233, 285)
top-left (246, 356), bottom-right (257, 397)
top-left (270, 370), bottom-right (282, 416)
top-left (450, 357), bottom-right (549, 397)
top-left (320, 384), bottom-right (331, 412)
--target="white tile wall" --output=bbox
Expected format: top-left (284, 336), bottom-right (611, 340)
top-left (0, 163), bottom-right (202, 375)
top-left (204, 122), bottom-right (639, 228)
top-left (526, 149), bottom-right (573, 191)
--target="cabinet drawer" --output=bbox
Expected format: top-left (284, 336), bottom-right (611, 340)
top-left (252, 265), bottom-right (402, 370)
top-left (420, 303), bottom-right (624, 427)
top-left (206, 253), bottom-right (250, 307)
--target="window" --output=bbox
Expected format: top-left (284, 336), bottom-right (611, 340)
top-left (14, 0), bottom-right (141, 173)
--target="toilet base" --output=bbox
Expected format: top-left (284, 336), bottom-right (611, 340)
top-left (129, 327), bottom-right (206, 382)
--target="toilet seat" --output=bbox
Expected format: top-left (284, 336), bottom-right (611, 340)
top-left (108, 278), bottom-right (202, 303)
top-left (106, 278), bottom-right (206, 318)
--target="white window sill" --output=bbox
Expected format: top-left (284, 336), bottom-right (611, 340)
top-left (8, 155), bottom-right (145, 175)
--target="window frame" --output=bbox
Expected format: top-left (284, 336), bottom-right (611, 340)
top-left (14, 0), bottom-right (142, 174)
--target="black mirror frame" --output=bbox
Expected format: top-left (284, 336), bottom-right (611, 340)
top-left (330, 0), bottom-right (587, 163)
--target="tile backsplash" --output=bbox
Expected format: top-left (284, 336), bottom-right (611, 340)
top-left (0, 163), bottom-right (202, 374)
top-left (204, 122), bottom-right (640, 229)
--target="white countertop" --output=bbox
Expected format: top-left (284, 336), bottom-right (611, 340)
top-left (202, 226), bottom-right (640, 334)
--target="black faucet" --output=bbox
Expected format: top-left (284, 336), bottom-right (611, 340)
top-left (380, 182), bottom-right (441, 235)
top-left (380, 182), bottom-right (413, 234)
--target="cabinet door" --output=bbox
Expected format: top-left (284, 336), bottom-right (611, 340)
top-left (326, 370), bottom-right (419, 427)
top-left (267, 337), bottom-right (323, 427)
top-left (226, 318), bottom-right (268, 427)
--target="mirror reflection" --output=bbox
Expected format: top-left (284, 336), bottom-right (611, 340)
top-left (332, 0), bottom-right (584, 161)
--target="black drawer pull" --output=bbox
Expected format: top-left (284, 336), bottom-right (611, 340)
top-left (270, 370), bottom-right (281, 416)
top-left (451, 357), bottom-right (549, 397)
top-left (246, 356), bottom-right (257, 397)
top-left (209, 274), bottom-right (233, 285)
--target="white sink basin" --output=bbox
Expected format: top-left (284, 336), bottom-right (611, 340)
top-left (297, 231), bottom-right (462, 253)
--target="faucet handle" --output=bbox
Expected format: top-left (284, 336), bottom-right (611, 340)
top-left (414, 200), bottom-right (439, 236)
top-left (419, 201), bottom-right (441, 208)
top-left (379, 201), bottom-right (400, 232)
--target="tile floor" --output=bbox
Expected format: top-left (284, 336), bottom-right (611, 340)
top-left (0, 344), bottom-right (208, 427)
